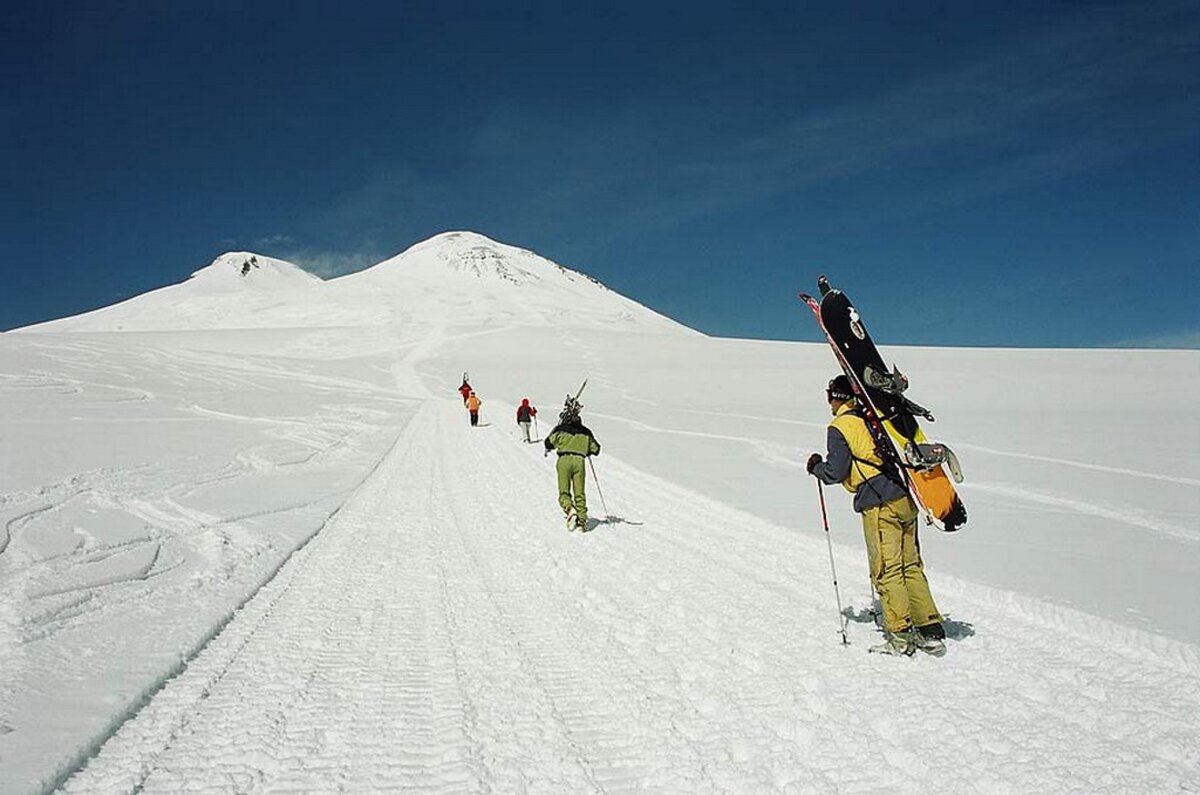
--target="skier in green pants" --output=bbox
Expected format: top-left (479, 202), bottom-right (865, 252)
top-left (544, 398), bottom-right (601, 532)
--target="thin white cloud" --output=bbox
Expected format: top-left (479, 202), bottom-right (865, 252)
top-left (255, 233), bottom-right (295, 249)
top-left (274, 247), bottom-right (383, 279)
top-left (279, 1), bottom-right (1200, 262)
top-left (676, 3), bottom-right (1200, 220)
top-left (1110, 329), bottom-right (1200, 349)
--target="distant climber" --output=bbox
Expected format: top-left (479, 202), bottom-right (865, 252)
top-left (516, 398), bottom-right (538, 443)
top-left (466, 391), bottom-right (482, 427)
top-left (543, 397), bottom-right (600, 531)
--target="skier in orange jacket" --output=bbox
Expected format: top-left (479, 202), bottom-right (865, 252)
top-left (465, 392), bottom-right (482, 426)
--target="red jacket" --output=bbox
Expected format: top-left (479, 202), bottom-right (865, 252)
top-left (517, 400), bottom-right (537, 422)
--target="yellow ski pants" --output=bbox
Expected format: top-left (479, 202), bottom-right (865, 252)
top-left (556, 454), bottom-right (588, 523)
top-left (862, 496), bottom-right (942, 633)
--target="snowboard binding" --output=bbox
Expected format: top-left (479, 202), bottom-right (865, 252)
top-left (904, 441), bottom-right (964, 483)
top-left (864, 364), bottom-right (909, 394)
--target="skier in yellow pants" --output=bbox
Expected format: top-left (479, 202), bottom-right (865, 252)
top-left (807, 375), bottom-right (946, 656)
top-left (544, 399), bottom-right (601, 532)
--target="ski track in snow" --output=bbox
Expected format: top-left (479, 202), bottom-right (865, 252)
top-left (60, 399), bottom-right (1200, 794)
top-left (587, 412), bottom-right (803, 470)
top-left (607, 407), bottom-right (1193, 489)
top-left (954, 442), bottom-right (1200, 487)
top-left (966, 482), bottom-right (1200, 545)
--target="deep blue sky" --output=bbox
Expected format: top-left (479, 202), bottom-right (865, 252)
top-left (4, 0), bottom-right (1198, 346)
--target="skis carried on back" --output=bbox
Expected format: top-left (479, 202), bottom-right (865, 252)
top-left (556, 378), bottom-right (589, 533)
top-left (562, 378), bottom-right (587, 417)
top-left (799, 276), bottom-right (967, 532)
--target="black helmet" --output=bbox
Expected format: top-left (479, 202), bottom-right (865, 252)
top-left (826, 374), bottom-right (854, 402)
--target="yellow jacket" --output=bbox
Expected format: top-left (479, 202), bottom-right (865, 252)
top-left (811, 401), bottom-right (908, 513)
top-left (829, 402), bottom-right (885, 494)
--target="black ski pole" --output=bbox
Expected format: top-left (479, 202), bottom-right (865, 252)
top-left (816, 479), bottom-right (849, 646)
top-left (588, 457), bottom-right (610, 520)
top-left (867, 577), bottom-right (881, 630)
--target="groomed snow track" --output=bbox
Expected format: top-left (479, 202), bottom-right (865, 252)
top-left (59, 399), bottom-right (1200, 793)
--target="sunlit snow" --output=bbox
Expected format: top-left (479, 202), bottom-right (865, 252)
top-left (2, 232), bottom-right (1197, 792)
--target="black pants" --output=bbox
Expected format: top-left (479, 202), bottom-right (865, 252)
top-left (470, 411), bottom-right (479, 426)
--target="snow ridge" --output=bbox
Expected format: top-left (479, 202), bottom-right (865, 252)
top-left (187, 252), bottom-right (322, 289)
top-left (389, 231), bottom-right (561, 285)
top-left (14, 232), bottom-right (693, 335)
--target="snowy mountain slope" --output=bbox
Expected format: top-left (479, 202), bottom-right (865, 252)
top-left (22, 253), bottom-right (324, 332)
top-left (1, 233), bottom-right (1198, 791)
top-left (434, 325), bottom-right (1200, 644)
top-left (324, 231), bottom-right (694, 334)
top-left (18, 232), bottom-right (694, 335)
top-left (57, 399), bottom-right (1200, 793)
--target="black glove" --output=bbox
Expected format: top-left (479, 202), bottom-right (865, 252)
top-left (806, 453), bottom-right (823, 474)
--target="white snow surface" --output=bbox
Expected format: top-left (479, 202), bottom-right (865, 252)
top-left (2, 232), bottom-right (1198, 793)
top-left (25, 233), bottom-right (689, 335)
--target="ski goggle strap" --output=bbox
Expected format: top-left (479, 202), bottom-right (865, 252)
top-left (827, 378), bottom-right (854, 402)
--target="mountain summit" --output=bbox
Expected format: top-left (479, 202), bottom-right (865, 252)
top-left (189, 252), bottom-right (323, 290)
top-left (334, 231), bottom-right (690, 334)
top-left (19, 252), bottom-right (322, 333)
top-left (373, 231), bottom-right (577, 285)
top-left (17, 232), bottom-right (694, 335)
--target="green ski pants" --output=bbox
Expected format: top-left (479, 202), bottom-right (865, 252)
top-left (556, 454), bottom-right (588, 523)
top-left (862, 496), bottom-right (942, 633)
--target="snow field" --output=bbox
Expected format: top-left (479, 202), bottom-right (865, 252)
top-left (61, 398), bottom-right (1200, 793)
top-left (3, 233), bottom-right (1199, 792)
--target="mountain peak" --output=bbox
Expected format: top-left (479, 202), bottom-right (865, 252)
top-left (369, 231), bottom-right (589, 289)
top-left (326, 230), bottom-right (692, 334)
top-left (190, 252), bottom-right (323, 289)
top-left (17, 233), bottom-right (695, 336)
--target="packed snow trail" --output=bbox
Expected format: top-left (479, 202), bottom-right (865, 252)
top-left (61, 399), bottom-right (1200, 793)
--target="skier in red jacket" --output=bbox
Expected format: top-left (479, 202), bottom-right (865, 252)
top-left (516, 398), bottom-right (538, 443)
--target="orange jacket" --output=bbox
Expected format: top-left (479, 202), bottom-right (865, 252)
top-left (466, 395), bottom-right (481, 412)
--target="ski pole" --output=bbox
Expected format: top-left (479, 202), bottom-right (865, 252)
top-left (867, 577), bottom-right (881, 630)
top-left (588, 457), bottom-right (610, 519)
top-left (816, 479), bottom-right (849, 646)
top-left (533, 415), bottom-right (540, 442)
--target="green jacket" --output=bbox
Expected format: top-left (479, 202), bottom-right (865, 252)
top-left (544, 419), bottom-right (601, 457)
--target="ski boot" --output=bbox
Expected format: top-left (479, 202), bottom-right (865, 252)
top-left (869, 630), bottom-right (916, 657)
top-left (913, 623), bottom-right (947, 657)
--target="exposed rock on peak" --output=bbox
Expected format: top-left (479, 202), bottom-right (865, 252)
top-left (189, 252), bottom-right (324, 290)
